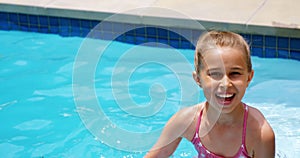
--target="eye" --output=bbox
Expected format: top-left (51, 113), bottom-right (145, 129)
top-left (208, 71), bottom-right (223, 80)
top-left (230, 72), bottom-right (242, 78)
top-left (231, 72), bottom-right (241, 75)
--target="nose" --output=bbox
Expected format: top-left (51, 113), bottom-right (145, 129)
top-left (219, 75), bottom-right (232, 89)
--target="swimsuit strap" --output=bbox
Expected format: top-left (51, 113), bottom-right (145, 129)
top-left (242, 103), bottom-right (249, 146)
top-left (191, 105), bottom-right (203, 143)
top-left (193, 103), bottom-right (248, 145)
top-left (196, 107), bottom-right (203, 135)
top-left (192, 103), bottom-right (250, 158)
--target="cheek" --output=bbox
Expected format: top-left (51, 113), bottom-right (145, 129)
top-left (233, 80), bottom-right (248, 92)
top-left (200, 79), bottom-right (218, 95)
top-left (201, 77), bottom-right (218, 87)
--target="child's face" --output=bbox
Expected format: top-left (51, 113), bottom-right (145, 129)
top-left (193, 47), bottom-right (254, 112)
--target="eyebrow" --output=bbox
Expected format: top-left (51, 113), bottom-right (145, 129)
top-left (207, 67), bottom-right (221, 70)
top-left (206, 67), bottom-right (244, 72)
top-left (230, 67), bottom-right (244, 71)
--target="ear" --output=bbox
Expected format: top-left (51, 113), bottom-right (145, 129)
top-left (246, 70), bottom-right (254, 87)
top-left (192, 71), bottom-right (201, 87)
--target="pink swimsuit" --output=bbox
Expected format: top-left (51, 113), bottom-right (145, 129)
top-left (191, 104), bottom-right (251, 158)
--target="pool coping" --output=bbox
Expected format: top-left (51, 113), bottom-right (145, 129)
top-left (1, 2), bottom-right (300, 38)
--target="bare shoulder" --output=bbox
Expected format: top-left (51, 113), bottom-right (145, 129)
top-left (166, 103), bottom-right (202, 139)
top-left (173, 104), bottom-right (200, 121)
top-left (247, 106), bottom-right (273, 131)
top-left (167, 104), bottom-right (199, 128)
top-left (247, 107), bottom-right (266, 127)
top-left (144, 103), bottom-right (203, 157)
top-left (247, 106), bottom-right (275, 157)
top-left (177, 103), bottom-right (204, 139)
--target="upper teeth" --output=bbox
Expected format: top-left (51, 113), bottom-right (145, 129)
top-left (217, 94), bottom-right (234, 98)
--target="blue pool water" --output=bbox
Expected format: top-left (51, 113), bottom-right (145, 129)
top-left (1, 30), bottom-right (300, 157)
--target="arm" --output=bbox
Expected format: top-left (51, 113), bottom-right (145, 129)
top-left (145, 106), bottom-right (197, 158)
top-left (253, 121), bottom-right (275, 158)
top-left (144, 137), bottom-right (182, 158)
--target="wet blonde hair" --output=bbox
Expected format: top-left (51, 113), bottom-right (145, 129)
top-left (194, 31), bottom-right (252, 74)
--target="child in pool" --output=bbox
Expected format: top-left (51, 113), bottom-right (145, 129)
top-left (145, 31), bottom-right (275, 158)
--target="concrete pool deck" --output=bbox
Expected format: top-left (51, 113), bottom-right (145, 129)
top-left (1, 0), bottom-right (300, 37)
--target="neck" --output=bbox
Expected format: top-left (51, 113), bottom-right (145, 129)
top-left (198, 102), bottom-right (244, 137)
top-left (204, 102), bottom-right (244, 126)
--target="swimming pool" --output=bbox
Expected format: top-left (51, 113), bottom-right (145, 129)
top-left (0, 30), bottom-right (300, 157)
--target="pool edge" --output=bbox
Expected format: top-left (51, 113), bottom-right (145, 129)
top-left (1, 2), bottom-right (300, 38)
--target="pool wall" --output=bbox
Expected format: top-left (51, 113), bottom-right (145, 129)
top-left (1, 3), bottom-right (300, 60)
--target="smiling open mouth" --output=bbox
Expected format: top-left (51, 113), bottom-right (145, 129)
top-left (215, 93), bottom-right (235, 105)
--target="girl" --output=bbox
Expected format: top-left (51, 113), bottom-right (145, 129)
top-left (145, 31), bottom-right (275, 158)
